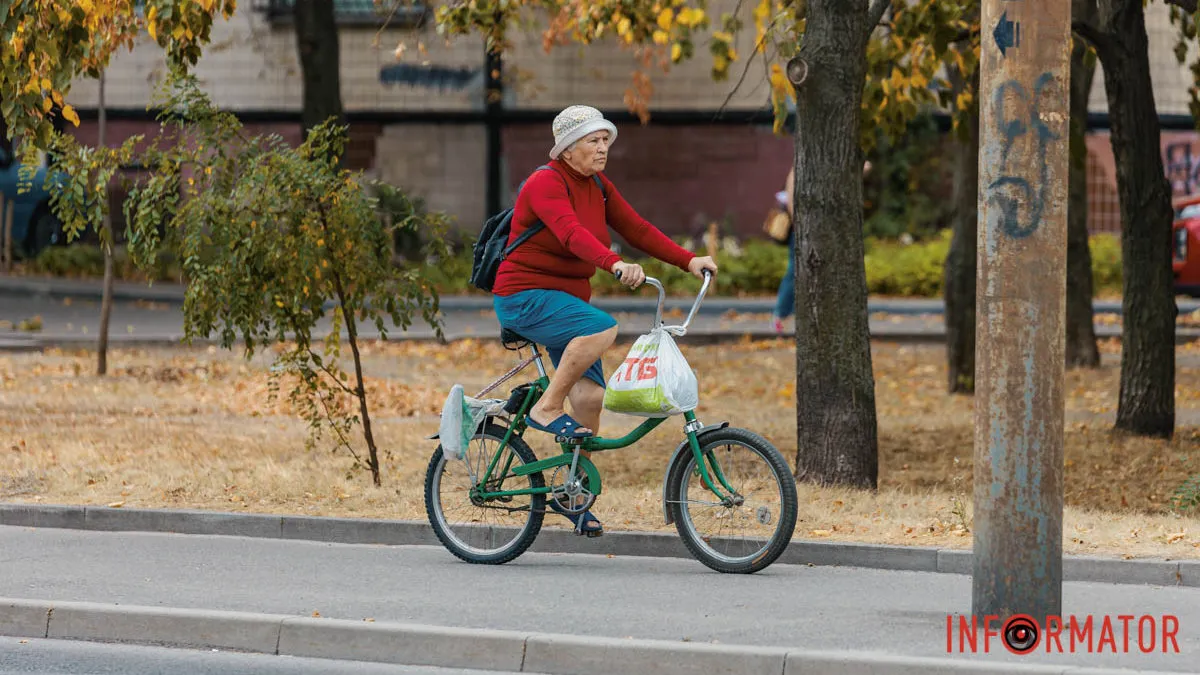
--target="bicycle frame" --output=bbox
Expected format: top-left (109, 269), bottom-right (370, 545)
top-left (468, 271), bottom-right (740, 505)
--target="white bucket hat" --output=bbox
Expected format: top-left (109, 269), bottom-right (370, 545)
top-left (549, 105), bottom-right (618, 160)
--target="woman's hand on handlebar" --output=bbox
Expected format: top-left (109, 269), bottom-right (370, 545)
top-left (612, 261), bottom-right (646, 289)
top-left (687, 256), bottom-right (718, 280)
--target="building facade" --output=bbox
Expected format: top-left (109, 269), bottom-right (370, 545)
top-left (63, 0), bottom-right (1200, 240)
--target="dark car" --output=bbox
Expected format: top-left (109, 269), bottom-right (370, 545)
top-left (0, 138), bottom-right (66, 258)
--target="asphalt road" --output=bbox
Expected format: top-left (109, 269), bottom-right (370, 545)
top-left (2, 526), bottom-right (1197, 673)
top-left (0, 637), bottom-right (530, 675)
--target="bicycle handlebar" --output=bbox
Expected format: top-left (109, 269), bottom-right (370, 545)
top-left (613, 268), bottom-right (713, 336)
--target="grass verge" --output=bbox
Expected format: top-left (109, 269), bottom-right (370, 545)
top-left (2, 338), bottom-right (1198, 559)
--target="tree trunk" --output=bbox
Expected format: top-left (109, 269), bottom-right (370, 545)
top-left (294, 0), bottom-right (345, 147)
top-left (791, 1), bottom-right (878, 489)
top-left (1066, 0), bottom-right (1101, 369)
top-left (97, 71), bottom-right (114, 377)
top-left (1091, 0), bottom-right (1176, 436)
top-left (331, 270), bottom-right (381, 486)
top-left (943, 66), bottom-right (980, 395)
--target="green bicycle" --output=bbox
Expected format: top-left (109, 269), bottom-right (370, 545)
top-left (424, 271), bottom-right (799, 574)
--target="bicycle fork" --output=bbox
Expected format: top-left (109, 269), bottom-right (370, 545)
top-left (683, 412), bottom-right (741, 505)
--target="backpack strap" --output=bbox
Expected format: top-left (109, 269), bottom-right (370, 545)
top-left (503, 166), bottom-right (606, 256)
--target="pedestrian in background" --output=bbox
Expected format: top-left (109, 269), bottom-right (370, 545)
top-left (770, 160), bottom-right (872, 335)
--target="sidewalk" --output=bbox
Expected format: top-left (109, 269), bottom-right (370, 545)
top-left (2, 273), bottom-right (1191, 316)
top-left (6, 274), bottom-right (1200, 350)
top-left (1, 519), bottom-right (1196, 675)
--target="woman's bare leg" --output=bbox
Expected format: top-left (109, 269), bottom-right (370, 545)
top-left (529, 325), bottom-right (617, 435)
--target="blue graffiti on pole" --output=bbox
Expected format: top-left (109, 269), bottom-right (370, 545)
top-left (987, 72), bottom-right (1059, 239)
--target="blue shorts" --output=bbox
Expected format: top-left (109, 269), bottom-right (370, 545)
top-left (493, 289), bottom-right (617, 389)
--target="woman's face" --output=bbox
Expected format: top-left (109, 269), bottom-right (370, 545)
top-left (561, 130), bottom-right (611, 175)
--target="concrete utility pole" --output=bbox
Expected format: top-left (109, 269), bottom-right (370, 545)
top-left (973, 0), bottom-right (1071, 623)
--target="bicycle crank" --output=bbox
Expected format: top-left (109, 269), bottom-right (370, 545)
top-left (548, 465), bottom-right (596, 515)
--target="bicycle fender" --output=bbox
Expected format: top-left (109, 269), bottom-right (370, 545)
top-left (661, 421), bottom-right (729, 525)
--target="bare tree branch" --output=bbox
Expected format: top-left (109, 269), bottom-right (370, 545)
top-left (866, 0), bottom-right (893, 39)
top-left (716, 47), bottom-right (764, 119)
top-left (715, 0), bottom-right (786, 118)
top-left (309, 350), bottom-right (358, 396)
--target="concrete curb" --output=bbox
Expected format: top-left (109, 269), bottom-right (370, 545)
top-left (0, 597), bottom-right (1183, 675)
top-left (2, 504), bottom-right (1196, 589)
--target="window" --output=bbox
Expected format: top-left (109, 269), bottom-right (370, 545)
top-left (1178, 203), bottom-right (1200, 221)
top-left (251, 0), bottom-right (427, 27)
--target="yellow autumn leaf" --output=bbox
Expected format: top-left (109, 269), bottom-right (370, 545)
top-left (713, 31), bottom-right (733, 43)
top-left (616, 16), bottom-right (631, 37)
top-left (61, 104), bottom-right (80, 126)
top-left (172, 24), bottom-right (185, 40)
top-left (276, 300), bottom-right (284, 308)
top-left (40, 77), bottom-right (50, 91)
top-left (653, 30), bottom-right (669, 45)
top-left (657, 8), bottom-right (674, 31)
top-left (317, 238), bottom-right (325, 246)
top-left (42, 97), bottom-right (53, 113)
top-left (671, 43), bottom-right (682, 61)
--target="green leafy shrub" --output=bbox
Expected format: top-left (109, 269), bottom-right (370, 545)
top-left (31, 243), bottom-right (183, 282)
top-left (26, 228), bottom-right (1130, 302)
top-left (864, 230), bottom-right (951, 297)
top-left (1089, 233), bottom-right (1122, 295)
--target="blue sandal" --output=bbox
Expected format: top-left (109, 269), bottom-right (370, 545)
top-left (547, 500), bottom-right (604, 537)
top-left (526, 412), bottom-right (593, 439)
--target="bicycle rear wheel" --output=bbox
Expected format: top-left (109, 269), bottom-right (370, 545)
top-left (665, 427), bottom-right (797, 574)
top-left (425, 421), bottom-right (545, 564)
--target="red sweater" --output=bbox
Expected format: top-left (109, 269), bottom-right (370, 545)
top-left (493, 160), bottom-right (696, 302)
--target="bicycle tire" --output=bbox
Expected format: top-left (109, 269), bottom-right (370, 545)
top-left (425, 421), bottom-right (546, 565)
top-left (665, 427), bottom-right (798, 574)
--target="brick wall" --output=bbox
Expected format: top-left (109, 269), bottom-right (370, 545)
top-left (503, 123), bottom-right (793, 241)
top-left (1085, 129), bottom-right (1200, 236)
top-left (64, 0), bottom-right (767, 115)
top-left (373, 124), bottom-right (488, 228)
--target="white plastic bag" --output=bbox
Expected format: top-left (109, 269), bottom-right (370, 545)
top-left (438, 384), bottom-right (506, 461)
top-left (602, 327), bottom-right (698, 417)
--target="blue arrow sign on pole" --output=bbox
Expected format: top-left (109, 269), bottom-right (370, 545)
top-left (993, 10), bottom-right (1021, 56)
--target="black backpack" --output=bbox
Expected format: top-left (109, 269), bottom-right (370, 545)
top-left (468, 164), bottom-right (605, 293)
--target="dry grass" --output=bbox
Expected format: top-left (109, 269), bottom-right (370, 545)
top-left (2, 336), bottom-right (1199, 560)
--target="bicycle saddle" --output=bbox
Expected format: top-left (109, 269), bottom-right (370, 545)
top-left (500, 328), bottom-right (532, 349)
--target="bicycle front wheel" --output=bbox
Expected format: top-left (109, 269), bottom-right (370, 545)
top-left (665, 427), bottom-right (798, 574)
top-left (425, 421), bottom-right (546, 565)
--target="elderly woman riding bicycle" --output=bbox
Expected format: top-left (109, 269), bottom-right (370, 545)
top-left (491, 104), bottom-right (718, 536)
